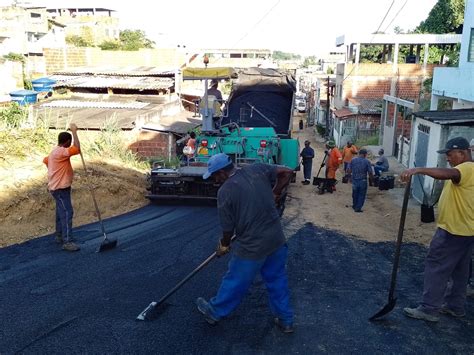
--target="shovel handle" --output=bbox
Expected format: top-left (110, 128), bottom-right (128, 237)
top-left (79, 151), bottom-right (107, 238)
top-left (388, 177), bottom-right (412, 300)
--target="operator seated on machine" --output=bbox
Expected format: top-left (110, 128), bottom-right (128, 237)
top-left (200, 79), bottom-right (224, 130)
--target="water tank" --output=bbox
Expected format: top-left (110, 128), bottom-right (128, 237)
top-left (9, 90), bottom-right (38, 106)
top-left (31, 77), bottom-right (56, 92)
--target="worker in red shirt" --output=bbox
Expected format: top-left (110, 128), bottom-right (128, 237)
top-left (325, 140), bottom-right (342, 180)
top-left (43, 123), bottom-right (81, 252)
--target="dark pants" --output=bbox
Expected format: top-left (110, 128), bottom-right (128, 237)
top-left (352, 179), bottom-right (367, 211)
top-left (303, 161), bottom-right (312, 180)
top-left (374, 165), bottom-right (388, 176)
top-left (51, 187), bottom-right (73, 242)
top-left (209, 244), bottom-right (294, 326)
top-left (421, 228), bottom-right (474, 314)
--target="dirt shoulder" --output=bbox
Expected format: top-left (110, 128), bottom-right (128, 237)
top-left (0, 154), bottom-right (148, 247)
top-left (284, 114), bottom-right (434, 245)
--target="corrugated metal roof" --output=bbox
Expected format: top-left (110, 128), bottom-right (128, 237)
top-left (334, 108), bottom-right (356, 118)
top-left (413, 109), bottom-right (474, 125)
top-left (50, 75), bottom-right (173, 90)
top-left (41, 100), bottom-right (149, 109)
top-left (52, 66), bottom-right (175, 77)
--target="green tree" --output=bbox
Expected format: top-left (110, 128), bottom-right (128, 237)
top-left (272, 51), bottom-right (301, 61)
top-left (303, 56), bottom-right (317, 67)
top-left (98, 40), bottom-right (121, 50)
top-left (66, 35), bottom-right (93, 47)
top-left (119, 30), bottom-right (154, 51)
top-left (416, 0), bottom-right (465, 34)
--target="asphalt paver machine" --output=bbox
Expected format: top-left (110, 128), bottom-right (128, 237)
top-left (147, 67), bottom-right (299, 201)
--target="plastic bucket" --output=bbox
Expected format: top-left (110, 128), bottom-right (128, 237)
top-left (31, 77), bottom-right (56, 92)
top-left (9, 90), bottom-right (38, 106)
top-left (421, 204), bottom-right (435, 223)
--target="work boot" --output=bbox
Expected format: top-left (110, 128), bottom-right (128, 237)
top-left (274, 318), bottom-right (294, 334)
top-left (62, 242), bottom-right (80, 252)
top-left (467, 284), bottom-right (474, 298)
top-left (196, 297), bottom-right (219, 325)
top-left (54, 234), bottom-right (63, 244)
top-left (440, 305), bottom-right (465, 318)
top-left (403, 307), bottom-right (439, 322)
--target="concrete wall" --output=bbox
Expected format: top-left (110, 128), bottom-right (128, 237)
top-left (0, 60), bottom-right (23, 94)
top-left (43, 47), bottom-right (184, 73)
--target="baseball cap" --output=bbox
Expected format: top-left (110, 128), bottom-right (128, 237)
top-left (436, 137), bottom-right (470, 154)
top-left (203, 153), bottom-right (232, 179)
top-left (359, 148), bottom-right (368, 155)
top-left (326, 140), bottom-right (335, 148)
top-left (209, 79), bottom-right (219, 88)
top-left (304, 140), bottom-right (310, 145)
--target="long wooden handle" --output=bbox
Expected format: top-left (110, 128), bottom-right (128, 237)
top-left (79, 151), bottom-right (107, 238)
top-left (388, 177), bottom-right (412, 300)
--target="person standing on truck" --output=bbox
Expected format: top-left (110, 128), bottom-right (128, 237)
top-left (300, 140), bottom-right (315, 185)
top-left (183, 131), bottom-right (196, 163)
top-left (401, 137), bottom-right (473, 322)
top-left (196, 153), bottom-right (295, 333)
top-left (43, 123), bottom-right (81, 252)
top-left (206, 79), bottom-right (223, 129)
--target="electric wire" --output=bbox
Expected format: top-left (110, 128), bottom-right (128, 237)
top-left (341, 0), bottom-right (396, 83)
top-left (383, 0), bottom-right (410, 33)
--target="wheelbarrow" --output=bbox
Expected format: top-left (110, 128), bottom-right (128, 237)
top-left (313, 177), bottom-right (337, 194)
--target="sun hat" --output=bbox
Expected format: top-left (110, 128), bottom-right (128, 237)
top-left (436, 137), bottom-right (470, 154)
top-left (203, 153), bottom-right (232, 179)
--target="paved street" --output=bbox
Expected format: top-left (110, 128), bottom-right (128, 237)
top-left (0, 204), bottom-right (472, 354)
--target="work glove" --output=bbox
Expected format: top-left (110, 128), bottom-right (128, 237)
top-left (320, 163), bottom-right (325, 168)
top-left (216, 239), bottom-right (230, 257)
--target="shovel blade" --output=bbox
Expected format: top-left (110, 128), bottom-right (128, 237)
top-left (369, 297), bottom-right (397, 321)
top-left (96, 238), bottom-right (117, 253)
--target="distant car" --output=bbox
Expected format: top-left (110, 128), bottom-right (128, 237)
top-left (296, 100), bottom-right (306, 113)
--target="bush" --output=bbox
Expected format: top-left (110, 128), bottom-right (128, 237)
top-left (66, 35), bottom-right (93, 47)
top-left (0, 103), bottom-right (28, 129)
top-left (98, 40), bottom-right (121, 50)
top-left (315, 124), bottom-right (326, 137)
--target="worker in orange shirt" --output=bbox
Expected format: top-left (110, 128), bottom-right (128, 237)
top-left (43, 123), bottom-right (81, 252)
top-left (342, 140), bottom-right (358, 173)
top-left (325, 140), bottom-right (342, 181)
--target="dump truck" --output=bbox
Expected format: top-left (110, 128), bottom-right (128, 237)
top-left (147, 67), bottom-right (299, 201)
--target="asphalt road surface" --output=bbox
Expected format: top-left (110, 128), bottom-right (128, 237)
top-left (0, 204), bottom-right (472, 354)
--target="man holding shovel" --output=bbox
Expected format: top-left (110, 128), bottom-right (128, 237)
top-left (400, 137), bottom-right (473, 322)
top-left (196, 153), bottom-right (295, 333)
top-left (43, 123), bottom-right (81, 252)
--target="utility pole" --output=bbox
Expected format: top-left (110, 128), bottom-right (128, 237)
top-left (325, 76), bottom-right (330, 139)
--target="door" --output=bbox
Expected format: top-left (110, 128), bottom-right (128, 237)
top-left (412, 127), bottom-right (429, 204)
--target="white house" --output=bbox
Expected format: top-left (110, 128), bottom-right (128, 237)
top-left (409, 0), bottom-right (474, 204)
top-left (430, 0), bottom-right (474, 110)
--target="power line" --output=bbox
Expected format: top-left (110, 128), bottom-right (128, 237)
top-left (341, 0), bottom-right (395, 83)
top-left (383, 0), bottom-right (409, 33)
top-left (231, 0), bottom-right (281, 47)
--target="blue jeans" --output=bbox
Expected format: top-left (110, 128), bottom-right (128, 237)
top-left (303, 162), bottom-right (312, 180)
top-left (209, 244), bottom-right (294, 325)
top-left (51, 187), bottom-right (73, 242)
top-left (421, 228), bottom-right (474, 314)
top-left (352, 179), bottom-right (368, 211)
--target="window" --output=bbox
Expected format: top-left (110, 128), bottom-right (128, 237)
top-left (469, 28), bottom-right (474, 62)
top-left (30, 12), bottom-right (41, 18)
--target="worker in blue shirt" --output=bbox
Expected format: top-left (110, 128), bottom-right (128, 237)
top-left (347, 148), bottom-right (374, 212)
top-left (196, 153), bottom-right (295, 333)
top-left (300, 140), bottom-right (315, 185)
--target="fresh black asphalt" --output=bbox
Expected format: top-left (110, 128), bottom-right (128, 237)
top-left (0, 204), bottom-right (472, 354)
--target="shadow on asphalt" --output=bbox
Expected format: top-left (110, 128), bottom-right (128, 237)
top-left (0, 206), bottom-right (472, 354)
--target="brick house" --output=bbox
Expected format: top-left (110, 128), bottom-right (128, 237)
top-left (331, 33), bottom-right (462, 148)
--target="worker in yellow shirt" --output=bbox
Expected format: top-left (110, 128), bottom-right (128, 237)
top-left (400, 137), bottom-right (473, 322)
